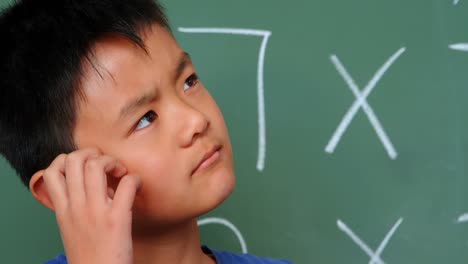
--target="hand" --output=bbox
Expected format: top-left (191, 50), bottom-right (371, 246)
top-left (42, 148), bottom-right (140, 264)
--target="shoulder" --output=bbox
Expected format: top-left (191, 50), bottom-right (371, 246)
top-left (202, 246), bottom-right (293, 264)
top-left (43, 254), bottom-right (67, 264)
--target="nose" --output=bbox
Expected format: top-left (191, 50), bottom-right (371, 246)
top-left (177, 102), bottom-right (209, 148)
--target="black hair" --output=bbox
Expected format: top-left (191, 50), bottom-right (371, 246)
top-left (0, 0), bottom-right (170, 187)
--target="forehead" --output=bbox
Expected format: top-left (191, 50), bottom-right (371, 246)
top-left (83, 25), bottom-right (180, 87)
top-left (77, 24), bottom-right (181, 102)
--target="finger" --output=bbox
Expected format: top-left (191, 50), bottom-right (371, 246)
top-left (42, 154), bottom-right (68, 210)
top-left (84, 155), bottom-right (127, 204)
top-left (112, 175), bottom-right (141, 213)
top-left (64, 148), bottom-right (100, 205)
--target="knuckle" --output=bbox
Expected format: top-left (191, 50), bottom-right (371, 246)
top-left (99, 155), bottom-right (116, 170)
top-left (85, 158), bottom-right (103, 172)
top-left (42, 168), bottom-right (52, 178)
top-left (65, 151), bottom-right (80, 159)
top-left (101, 155), bottom-right (115, 165)
top-left (56, 153), bottom-right (68, 161)
top-left (65, 148), bottom-right (100, 163)
top-left (43, 164), bottom-right (61, 179)
top-left (85, 147), bottom-right (101, 158)
top-left (65, 152), bottom-right (82, 166)
top-left (47, 153), bottom-right (67, 169)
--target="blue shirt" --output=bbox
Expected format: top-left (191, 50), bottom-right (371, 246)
top-left (202, 246), bottom-right (292, 263)
top-left (44, 246), bottom-right (292, 264)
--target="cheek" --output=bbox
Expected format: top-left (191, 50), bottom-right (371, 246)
top-left (125, 147), bottom-right (187, 211)
top-left (129, 152), bottom-right (175, 194)
top-left (211, 102), bottom-right (232, 152)
top-left (202, 94), bottom-right (228, 133)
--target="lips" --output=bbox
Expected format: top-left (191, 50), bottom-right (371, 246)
top-left (192, 145), bottom-right (221, 176)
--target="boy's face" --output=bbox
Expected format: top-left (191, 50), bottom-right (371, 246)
top-left (73, 24), bottom-right (235, 225)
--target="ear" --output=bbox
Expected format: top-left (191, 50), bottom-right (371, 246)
top-left (29, 170), bottom-right (55, 211)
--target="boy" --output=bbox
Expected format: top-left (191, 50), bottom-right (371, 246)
top-left (0, 0), bottom-right (292, 263)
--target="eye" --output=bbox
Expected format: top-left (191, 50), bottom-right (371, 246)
top-left (183, 73), bottom-right (199, 91)
top-left (135, 110), bottom-right (157, 131)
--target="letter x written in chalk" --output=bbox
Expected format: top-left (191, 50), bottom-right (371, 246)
top-left (337, 218), bottom-right (403, 264)
top-left (325, 48), bottom-right (406, 160)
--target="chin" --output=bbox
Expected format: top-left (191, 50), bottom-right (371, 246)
top-left (215, 171), bottom-right (235, 203)
top-left (199, 167), bottom-right (235, 215)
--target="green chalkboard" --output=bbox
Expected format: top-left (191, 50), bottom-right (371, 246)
top-left (2, 0), bottom-right (468, 263)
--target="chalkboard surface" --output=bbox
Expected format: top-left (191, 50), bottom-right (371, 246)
top-left (2, 0), bottom-right (468, 263)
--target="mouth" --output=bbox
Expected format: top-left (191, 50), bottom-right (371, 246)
top-left (192, 145), bottom-right (222, 176)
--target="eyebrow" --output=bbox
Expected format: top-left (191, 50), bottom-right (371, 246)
top-left (118, 90), bottom-right (157, 122)
top-left (117, 51), bottom-right (192, 122)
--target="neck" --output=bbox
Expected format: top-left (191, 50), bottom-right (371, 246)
top-left (132, 219), bottom-right (215, 264)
